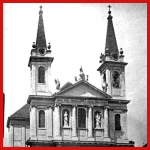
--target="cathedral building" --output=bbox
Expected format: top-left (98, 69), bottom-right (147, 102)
top-left (6, 5), bottom-right (135, 147)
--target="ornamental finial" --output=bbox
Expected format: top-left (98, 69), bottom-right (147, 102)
top-left (40, 5), bottom-right (42, 11)
top-left (108, 5), bottom-right (112, 15)
top-left (39, 5), bottom-right (43, 14)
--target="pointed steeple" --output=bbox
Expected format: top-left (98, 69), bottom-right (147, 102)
top-left (36, 5), bottom-right (47, 50)
top-left (105, 5), bottom-right (118, 56)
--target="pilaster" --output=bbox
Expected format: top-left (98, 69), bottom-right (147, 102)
top-left (46, 106), bottom-right (53, 140)
top-left (106, 69), bottom-right (111, 95)
top-left (103, 106), bottom-right (111, 142)
top-left (21, 126), bottom-right (26, 147)
top-left (30, 105), bottom-right (37, 140)
top-left (53, 104), bottom-right (62, 140)
top-left (87, 106), bottom-right (94, 141)
top-left (71, 105), bottom-right (78, 140)
top-left (9, 125), bottom-right (14, 146)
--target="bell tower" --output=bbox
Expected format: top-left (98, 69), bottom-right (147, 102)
top-left (97, 5), bottom-right (127, 99)
top-left (28, 6), bottom-right (54, 96)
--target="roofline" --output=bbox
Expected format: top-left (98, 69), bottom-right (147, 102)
top-left (108, 99), bottom-right (130, 104)
top-left (27, 95), bottom-right (54, 104)
top-left (55, 95), bottom-right (110, 101)
top-left (59, 82), bottom-right (72, 91)
top-left (55, 80), bottom-right (112, 99)
top-left (97, 61), bottom-right (128, 73)
top-left (9, 104), bottom-right (28, 119)
top-left (7, 117), bottom-right (30, 128)
top-left (55, 95), bottom-right (130, 104)
top-left (28, 56), bottom-right (54, 67)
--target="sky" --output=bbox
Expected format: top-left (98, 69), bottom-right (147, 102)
top-left (3, 3), bottom-right (147, 147)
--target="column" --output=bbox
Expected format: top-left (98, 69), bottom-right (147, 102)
top-left (53, 105), bottom-right (62, 140)
top-left (87, 106), bottom-right (94, 141)
top-left (106, 69), bottom-right (111, 95)
top-left (9, 125), bottom-right (14, 146)
top-left (72, 105), bottom-right (78, 140)
top-left (47, 66), bottom-right (52, 95)
top-left (121, 110), bottom-right (128, 142)
top-left (31, 65), bottom-right (36, 95)
top-left (103, 106), bottom-right (111, 141)
top-left (21, 126), bottom-right (26, 147)
top-left (46, 106), bottom-right (53, 140)
top-left (30, 105), bottom-right (37, 140)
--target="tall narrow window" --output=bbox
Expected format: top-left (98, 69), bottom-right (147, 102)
top-left (103, 72), bottom-right (106, 82)
top-left (39, 110), bottom-right (45, 128)
top-left (112, 71), bottom-right (120, 88)
top-left (78, 108), bottom-right (86, 128)
top-left (115, 114), bottom-right (121, 131)
top-left (38, 66), bottom-right (45, 83)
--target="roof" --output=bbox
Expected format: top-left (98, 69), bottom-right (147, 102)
top-left (55, 80), bottom-right (112, 99)
top-left (36, 6), bottom-right (47, 49)
top-left (7, 104), bottom-right (30, 127)
top-left (105, 9), bottom-right (119, 56)
top-left (59, 82), bottom-right (73, 92)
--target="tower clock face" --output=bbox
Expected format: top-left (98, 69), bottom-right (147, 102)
top-left (39, 48), bottom-right (45, 55)
top-left (112, 53), bottom-right (118, 60)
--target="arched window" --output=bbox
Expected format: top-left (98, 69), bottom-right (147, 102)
top-left (39, 110), bottom-right (45, 128)
top-left (62, 109), bottom-right (69, 127)
top-left (38, 66), bottom-right (45, 83)
top-left (78, 108), bottom-right (86, 128)
top-left (115, 114), bottom-right (121, 131)
top-left (112, 71), bottom-right (120, 88)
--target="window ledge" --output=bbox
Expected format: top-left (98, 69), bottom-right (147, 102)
top-left (38, 83), bottom-right (46, 85)
top-left (77, 128), bottom-right (87, 130)
top-left (61, 127), bottom-right (71, 129)
top-left (38, 128), bottom-right (46, 130)
top-left (94, 128), bottom-right (104, 130)
top-left (115, 130), bottom-right (122, 132)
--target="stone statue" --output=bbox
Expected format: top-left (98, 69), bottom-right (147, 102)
top-left (95, 113), bottom-right (101, 128)
top-left (54, 79), bottom-right (60, 90)
top-left (63, 111), bottom-right (68, 127)
top-left (102, 81), bottom-right (108, 92)
top-left (79, 66), bottom-right (85, 80)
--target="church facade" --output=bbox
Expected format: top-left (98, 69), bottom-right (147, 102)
top-left (6, 5), bottom-right (135, 147)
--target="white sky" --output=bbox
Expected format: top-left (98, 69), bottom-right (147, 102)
top-left (3, 3), bottom-right (147, 147)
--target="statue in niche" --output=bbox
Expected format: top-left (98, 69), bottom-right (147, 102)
top-left (112, 71), bottom-right (120, 88)
top-left (63, 111), bottom-right (69, 127)
top-left (95, 112), bottom-right (102, 128)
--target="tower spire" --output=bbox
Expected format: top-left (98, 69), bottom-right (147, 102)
top-left (105, 5), bottom-right (118, 56)
top-left (36, 5), bottom-right (47, 50)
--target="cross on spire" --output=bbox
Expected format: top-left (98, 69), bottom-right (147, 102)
top-left (40, 5), bottom-right (42, 10)
top-left (108, 5), bottom-right (112, 15)
top-left (39, 5), bottom-right (43, 15)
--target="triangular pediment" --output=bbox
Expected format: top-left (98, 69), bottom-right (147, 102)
top-left (56, 80), bottom-right (111, 99)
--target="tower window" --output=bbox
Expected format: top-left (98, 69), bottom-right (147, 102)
top-left (39, 110), bottom-right (45, 128)
top-left (103, 72), bottom-right (106, 82)
top-left (115, 114), bottom-right (121, 131)
top-left (78, 108), bottom-right (86, 128)
top-left (38, 66), bottom-right (45, 83)
top-left (112, 71), bottom-right (120, 88)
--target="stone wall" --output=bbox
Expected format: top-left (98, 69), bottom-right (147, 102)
top-left (9, 125), bottom-right (29, 147)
